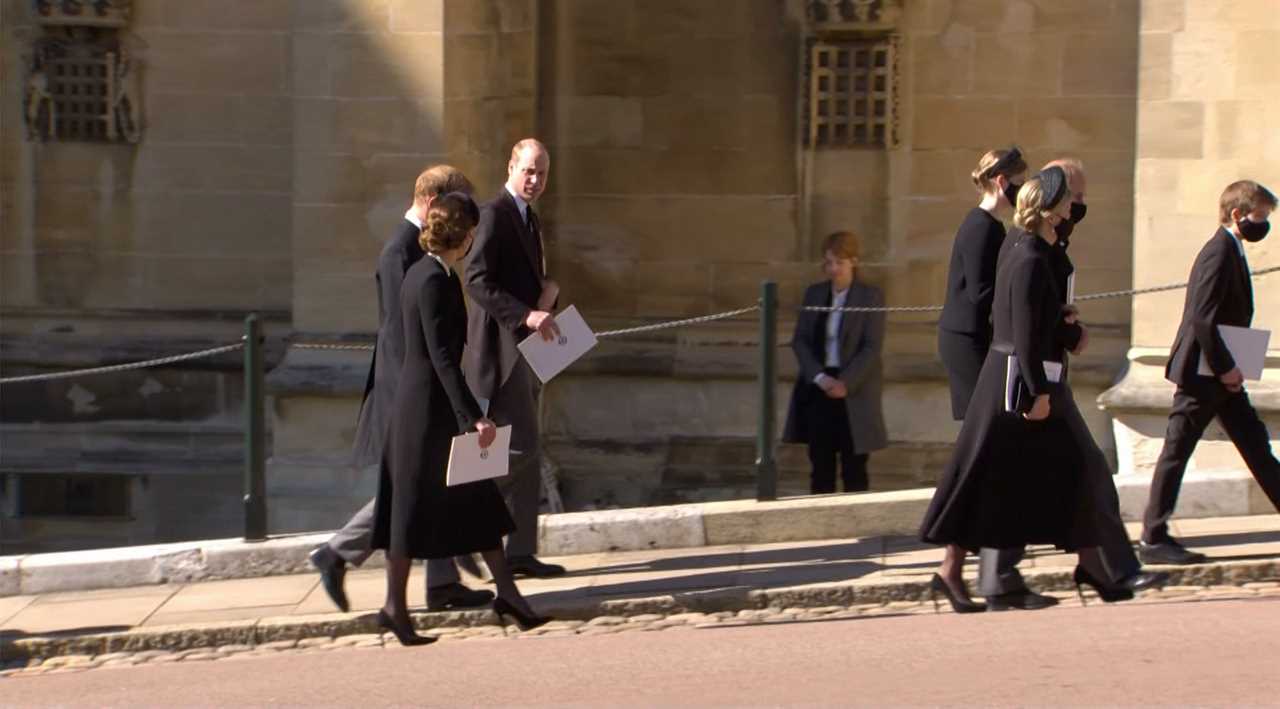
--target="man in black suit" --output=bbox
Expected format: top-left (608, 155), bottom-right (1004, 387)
top-left (308, 165), bottom-right (494, 612)
top-left (464, 138), bottom-right (566, 578)
top-left (1141, 180), bottom-right (1280, 564)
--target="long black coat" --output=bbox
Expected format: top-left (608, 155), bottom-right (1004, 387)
top-left (351, 218), bottom-right (423, 468)
top-left (372, 257), bottom-right (515, 559)
top-left (464, 190), bottom-right (546, 405)
top-left (1166, 227), bottom-right (1255, 386)
top-left (920, 233), bottom-right (1093, 552)
top-left (782, 280), bottom-right (888, 455)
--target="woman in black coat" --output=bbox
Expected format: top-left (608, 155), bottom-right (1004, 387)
top-left (931, 147), bottom-right (1027, 612)
top-left (921, 167), bottom-right (1099, 605)
top-left (372, 193), bottom-right (549, 645)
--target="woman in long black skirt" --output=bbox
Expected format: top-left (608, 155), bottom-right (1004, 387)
top-left (372, 192), bottom-right (550, 645)
top-left (932, 146), bottom-right (1027, 612)
top-left (921, 166), bottom-right (1099, 597)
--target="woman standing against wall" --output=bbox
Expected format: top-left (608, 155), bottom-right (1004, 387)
top-left (783, 231), bottom-right (888, 495)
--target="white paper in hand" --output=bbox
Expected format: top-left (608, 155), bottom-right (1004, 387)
top-left (517, 304), bottom-right (598, 383)
top-left (446, 425), bottom-right (512, 487)
top-left (1198, 325), bottom-right (1270, 381)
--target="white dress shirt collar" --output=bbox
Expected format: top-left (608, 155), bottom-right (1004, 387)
top-left (404, 207), bottom-right (423, 230)
top-left (505, 184), bottom-right (531, 223)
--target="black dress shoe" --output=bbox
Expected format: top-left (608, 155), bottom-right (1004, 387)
top-left (986, 590), bottom-right (1060, 611)
top-left (1138, 540), bottom-right (1208, 565)
top-left (309, 545), bottom-right (349, 613)
top-left (427, 582), bottom-right (495, 611)
top-left (508, 555), bottom-right (566, 578)
top-left (1118, 569), bottom-right (1170, 593)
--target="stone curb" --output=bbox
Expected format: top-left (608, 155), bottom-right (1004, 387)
top-left (4, 557), bottom-right (1276, 664)
top-left (3, 469), bottom-right (1266, 597)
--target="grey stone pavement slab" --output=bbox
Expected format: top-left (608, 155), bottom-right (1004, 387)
top-left (2, 514), bottom-right (1277, 643)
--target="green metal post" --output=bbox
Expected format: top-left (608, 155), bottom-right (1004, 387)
top-left (243, 313), bottom-right (267, 541)
top-left (756, 281), bottom-right (778, 501)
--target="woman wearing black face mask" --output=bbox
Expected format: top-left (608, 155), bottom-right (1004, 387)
top-left (931, 146), bottom-right (1027, 613)
top-left (922, 167), bottom-right (1101, 610)
top-left (984, 161), bottom-right (1169, 607)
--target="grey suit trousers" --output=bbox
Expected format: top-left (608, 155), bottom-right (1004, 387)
top-left (326, 498), bottom-right (465, 590)
top-left (978, 384), bottom-right (1141, 595)
top-left (488, 359), bottom-right (542, 557)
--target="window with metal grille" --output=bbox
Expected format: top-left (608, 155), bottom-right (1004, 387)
top-left (47, 47), bottom-right (113, 141)
top-left (805, 38), bottom-right (896, 148)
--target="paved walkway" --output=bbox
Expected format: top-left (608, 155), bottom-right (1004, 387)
top-left (4, 514), bottom-right (1278, 645)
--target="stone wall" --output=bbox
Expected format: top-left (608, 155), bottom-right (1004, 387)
top-left (3, 0), bottom-right (1152, 548)
top-left (1102, 0), bottom-right (1280, 480)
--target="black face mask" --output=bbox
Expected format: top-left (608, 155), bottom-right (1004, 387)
top-left (1238, 218), bottom-right (1270, 242)
top-left (1003, 181), bottom-right (1022, 207)
top-left (1070, 202), bottom-right (1087, 224)
top-left (1054, 217), bottom-right (1075, 241)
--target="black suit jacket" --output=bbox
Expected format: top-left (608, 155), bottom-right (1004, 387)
top-left (352, 218), bottom-right (424, 467)
top-left (464, 190), bottom-right (547, 402)
top-left (1166, 227), bottom-right (1255, 386)
top-left (939, 207), bottom-right (1006, 336)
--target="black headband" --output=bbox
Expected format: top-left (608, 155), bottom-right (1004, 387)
top-left (1037, 166), bottom-right (1068, 210)
top-left (982, 146), bottom-right (1022, 180)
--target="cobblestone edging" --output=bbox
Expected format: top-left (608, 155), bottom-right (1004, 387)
top-left (3, 558), bottom-right (1277, 677)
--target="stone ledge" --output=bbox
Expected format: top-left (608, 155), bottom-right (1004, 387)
top-left (1, 473), bottom-right (1268, 597)
top-left (3, 557), bottom-right (1276, 663)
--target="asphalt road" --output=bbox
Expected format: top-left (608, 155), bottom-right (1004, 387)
top-left (6, 597), bottom-right (1278, 707)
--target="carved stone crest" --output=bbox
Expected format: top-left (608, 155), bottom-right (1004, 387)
top-left (807, 0), bottom-right (902, 32)
top-left (23, 1), bottom-right (141, 143)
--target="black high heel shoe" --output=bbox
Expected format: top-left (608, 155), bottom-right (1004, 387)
top-left (493, 597), bottom-right (552, 631)
top-left (1073, 566), bottom-right (1135, 606)
top-left (376, 609), bottom-right (436, 646)
top-left (928, 574), bottom-right (986, 614)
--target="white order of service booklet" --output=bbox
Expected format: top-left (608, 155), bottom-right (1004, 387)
top-left (516, 304), bottom-right (598, 384)
top-left (446, 425), bottom-right (512, 487)
top-left (1198, 324), bottom-right (1270, 381)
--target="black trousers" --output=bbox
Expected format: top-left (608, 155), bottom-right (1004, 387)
top-left (1143, 378), bottom-right (1280, 544)
top-left (805, 375), bottom-right (869, 494)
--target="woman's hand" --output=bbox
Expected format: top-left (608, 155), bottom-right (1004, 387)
top-left (817, 374), bottom-right (848, 399)
top-left (1023, 394), bottom-right (1051, 421)
top-left (474, 418), bottom-right (497, 448)
top-left (1061, 304), bottom-right (1079, 325)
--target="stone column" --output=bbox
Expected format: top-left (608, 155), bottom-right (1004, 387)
top-left (1099, 0), bottom-right (1280, 519)
top-left (266, 0), bottom-right (539, 533)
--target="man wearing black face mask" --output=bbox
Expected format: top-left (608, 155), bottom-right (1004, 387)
top-left (1140, 180), bottom-right (1280, 564)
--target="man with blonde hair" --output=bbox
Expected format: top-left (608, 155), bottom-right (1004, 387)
top-left (464, 138), bottom-right (566, 578)
top-left (310, 164), bottom-right (494, 614)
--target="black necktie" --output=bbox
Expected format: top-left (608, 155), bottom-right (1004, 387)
top-left (526, 207), bottom-right (545, 278)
